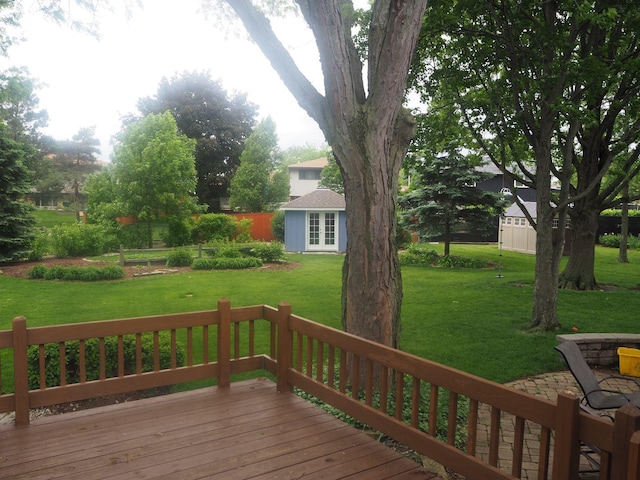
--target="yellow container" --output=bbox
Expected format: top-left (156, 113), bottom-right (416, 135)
top-left (617, 347), bottom-right (640, 377)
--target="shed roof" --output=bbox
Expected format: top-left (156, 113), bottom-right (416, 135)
top-left (504, 200), bottom-right (537, 219)
top-left (288, 157), bottom-right (329, 169)
top-left (281, 189), bottom-right (345, 210)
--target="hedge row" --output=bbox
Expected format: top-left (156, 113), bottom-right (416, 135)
top-left (28, 264), bottom-right (125, 281)
top-left (27, 332), bottom-right (185, 390)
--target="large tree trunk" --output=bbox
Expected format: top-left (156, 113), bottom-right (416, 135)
top-left (529, 141), bottom-right (564, 331)
top-left (559, 205), bottom-right (599, 290)
top-left (225, 0), bottom-right (427, 351)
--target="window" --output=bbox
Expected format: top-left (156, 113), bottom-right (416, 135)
top-left (299, 169), bottom-right (321, 180)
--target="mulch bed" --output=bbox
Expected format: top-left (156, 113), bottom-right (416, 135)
top-left (0, 256), bottom-right (301, 279)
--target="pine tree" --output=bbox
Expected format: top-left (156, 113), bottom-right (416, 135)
top-left (0, 125), bottom-right (35, 262)
top-left (400, 151), bottom-right (506, 256)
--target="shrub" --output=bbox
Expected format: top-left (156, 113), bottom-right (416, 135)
top-left (28, 230), bottom-right (50, 261)
top-left (43, 266), bottom-right (66, 280)
top-left (117, 224), bottom-right (149, 249)
top-left (99, 265), bottom-right (125, 280)
top-left (161, 217), bottom-right (193, 247)
top-left (27, 332), bottom-right (185, 390)
top-left (271, 211), bottom-right (285, 242)
top-left (191, 214), bottom-right (237, 243)
top-left (27, 264), bottom-right (125, 281)
top-left (27, 264), bottom-right (48, 279)
top-left (213, 244), bottom-right (243, 258)
top-left (234, 218), bottom-right (253, 242)
top-left (48, 223), bottom-right (116, 258)
top-left (248, 242), bottom-right (285, 262)
top-left (398, 245), bottom-right (439, 265)
top-left (191, 258), bottom-right (217, 270)
top-left (166, 248), bottom-right (193, 267)
top-left (599, 233), bottom-right (640, 249)
top-left (192, 257), bottom-right (262, 270)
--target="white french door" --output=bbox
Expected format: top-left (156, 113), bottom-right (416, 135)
top-left (307, 212), bottom-right (337, 251)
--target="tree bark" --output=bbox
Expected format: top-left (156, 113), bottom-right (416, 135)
top-left (559, 205), bottom-right (599, 290)
top-left (529, 140), bottom-right (564, 332)
top-left (225, 0), bottom-right (427, 350)
top-left (619, 181), bottom-right (629, 263)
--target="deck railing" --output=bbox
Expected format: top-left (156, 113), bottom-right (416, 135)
top-left (1, 299), bottom-right (639, 480)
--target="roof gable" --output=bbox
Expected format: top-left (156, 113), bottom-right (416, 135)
top-left (288, 157), bottom-right (329, 170)
top-left (281, 189), bottom-right (345, 210)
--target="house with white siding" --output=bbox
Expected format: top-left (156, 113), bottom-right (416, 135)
top-left (288, 157), bottom-right (329, 199)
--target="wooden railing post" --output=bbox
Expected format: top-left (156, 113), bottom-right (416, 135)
top-left (119, 244), bottom-right (124, 266)
top-left (12, 316), bottom-right (29, 426)
top-left (276, 302), bottom-right (292, 393)
top-left (551, 391), bottom-right (580, 480)
top-left (628, 431), bottom-right (640, 480)
top-left (217, 298), bottom-right (231, 388)
top-left (611, 403), bottom-right (640, 480)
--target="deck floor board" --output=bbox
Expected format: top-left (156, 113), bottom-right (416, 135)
top-left (0, 379), bottom-right (438, 480)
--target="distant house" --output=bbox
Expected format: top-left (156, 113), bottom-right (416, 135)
top-left (288, 157), bottom-right (329, 200)
top-left (476, 162), bottom-right (537, 202)
top-left (280, 189), bottom-right (346, 252)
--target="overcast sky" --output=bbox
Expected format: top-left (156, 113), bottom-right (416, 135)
top-left (1, 0), bottom-right (330, 161)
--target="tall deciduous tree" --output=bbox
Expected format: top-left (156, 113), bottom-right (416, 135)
top-left (229, 117), bottom-right (289, 212)
top-left (220, 0), bottom-right (428, 351)
top-left (111, 112), bottom-right (199, 248)
top-left (412, 0), bottom-right (640, 329)
top-left (138, 71), bottom-right (258, 211)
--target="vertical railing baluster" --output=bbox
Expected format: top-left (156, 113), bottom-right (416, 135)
top-left (380, 365), bottom-right (389, 414)
top-left (186, 327), bottom-right (193, 367)
top-left (249, 320), bottom-right (255, 357)
top-left (467, 399), bottom-right (479, 455)
top-left (447, 392), bottom-right (458, 445)
top-left (411, 377), bottom-right (420, 428)
top-left (394, 370), bottom-right (404, 420)
top-left (217, 298), bottom-right (231, 388)
top-left (202, 325), bottom-right (209, 364)
top-left (117, 335), bottom-right (124, 377)
top-left (489, 407), bottom-right (501, 466)
top-left (136, 333), bottom-right (142, 374)
top-left (79, 339), bottom-right (86, 382)
top-left (59, 342), bottom-right (66, 386)
top-left (38, 344), bottom-right (46, 389)
top-left (170, 330), bottom-right (177, 368)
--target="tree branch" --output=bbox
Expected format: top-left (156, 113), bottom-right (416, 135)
top-left (224, 0), bottom-right (327, 129)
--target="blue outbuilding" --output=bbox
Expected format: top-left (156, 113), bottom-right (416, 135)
top-left (280, 189), bottom-right (347, 253)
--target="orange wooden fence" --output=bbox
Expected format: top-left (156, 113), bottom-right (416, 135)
top-left (229, 212), bottom-right (275, 241)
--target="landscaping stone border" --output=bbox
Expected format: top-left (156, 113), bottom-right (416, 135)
top-left (557, 333), bottom-right (640, 367)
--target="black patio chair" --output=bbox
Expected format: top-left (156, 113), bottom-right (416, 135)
top-left (555, 340), bottom-right (640, 410)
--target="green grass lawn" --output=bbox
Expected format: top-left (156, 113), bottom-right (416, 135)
top-left (32, 209), bottom-right (78, 228)
top-left (1, 244), bottom-right (639, 385)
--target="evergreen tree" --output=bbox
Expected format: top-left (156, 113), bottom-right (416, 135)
top-left (0, 125), bottom-right (35, 262)
top-left (400, 150), bottom-right (506, 256)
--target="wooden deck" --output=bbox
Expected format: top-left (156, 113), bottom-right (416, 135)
top-left (0, 378), bottom-right (438, 480)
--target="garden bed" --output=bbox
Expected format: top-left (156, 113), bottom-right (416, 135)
top-left (0, 257), bottom-right (300, 279)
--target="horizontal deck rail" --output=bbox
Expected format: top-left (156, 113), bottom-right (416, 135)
top-left (1, 299), bottom-right (639, 480)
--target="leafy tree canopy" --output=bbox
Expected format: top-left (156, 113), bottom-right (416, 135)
top-left (137, 71), bottom-right (258, 211)
top-left (105, 111), bottom-right (199, 247)
top-left (229, 116), bottom-right (289, 212)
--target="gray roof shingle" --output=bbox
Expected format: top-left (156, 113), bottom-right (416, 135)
top-left (281, 189), bottom-right (345, 210)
